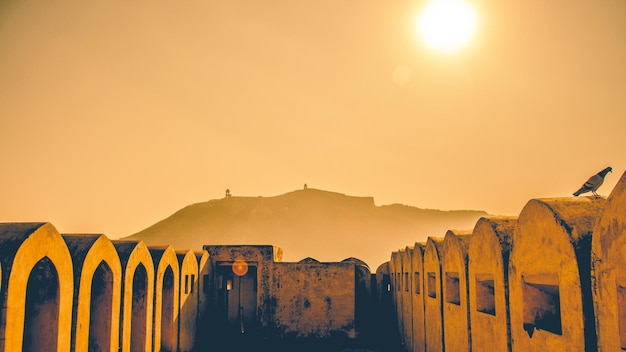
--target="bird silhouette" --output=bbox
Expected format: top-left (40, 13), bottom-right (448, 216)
top-left (573, 167), bottom-right (612, 197)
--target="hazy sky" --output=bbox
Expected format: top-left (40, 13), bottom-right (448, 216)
top-left (1, 0), bottom-right (624, 239)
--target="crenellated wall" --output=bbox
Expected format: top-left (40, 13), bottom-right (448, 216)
top-left (0, 230), bottom-right (372, 351)
top-left (1, 171), bottom-right (624, 351)
top-left (390, 170), bottom-right (626, 352)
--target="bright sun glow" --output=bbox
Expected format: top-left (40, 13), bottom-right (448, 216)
top-left (417, 0), bottom-right (478, 52)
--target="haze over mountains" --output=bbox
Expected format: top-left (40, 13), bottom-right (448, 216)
top-left (126, 188), bottom-right (488, 268)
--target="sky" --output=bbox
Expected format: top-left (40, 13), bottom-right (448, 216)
top-left (1, 0), bottom-right (625, 239)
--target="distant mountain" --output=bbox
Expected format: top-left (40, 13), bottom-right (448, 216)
top-left (125, 188), bottom-right (488, 269)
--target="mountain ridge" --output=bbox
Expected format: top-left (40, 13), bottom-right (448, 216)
top-left (125, 188), bottom-right (489, 268)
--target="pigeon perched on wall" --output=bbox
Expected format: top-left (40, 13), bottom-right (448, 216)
top-left (573, 167), bottom-right (612, 197)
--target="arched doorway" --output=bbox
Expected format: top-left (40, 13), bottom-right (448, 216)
top-left (216, 262), bottom-right (257, 336)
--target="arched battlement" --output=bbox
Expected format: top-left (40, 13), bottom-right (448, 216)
top-left (390, 249), bottom-right (405, 344)
top-left (423, 237), bottom-right (444, 352)
top-left (411, 243), bottom-right (426, 352)
top-left (148, 245), bottom-right (180, 352)
top-left (400, 246), bottom-right (414, 351)
top-left (375, 261), bottom-right (390, 302)
top-left (468, 216), bottom-right (517, 352)
top-left (442, 230), bottom-right (472, 352)
top-left (113, 240), bottom-right (155, 352)
top-left (176, 250), bottom-right (199, 352)
top-left (63, 233), bottom-right (122, 352)
top-left (195, 250), bottom-right (210, 324)
top-left (0, 222), bottom-right (73, 352)
top-left (509, 197), bottom-right (605, 352)
top-left (592, 170), bottom-right (626, 350)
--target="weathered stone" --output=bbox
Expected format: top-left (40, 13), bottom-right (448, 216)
top-left (442, 230), bottom-right (472, 352)
top-left (411, 243), bottom-right (426, 352)
top-left (64, 233), bottom-right (122, 352)
top-left (177, 250), bottom-right (199, 352)
top-left (468, 216), bottom-right (516, 352)
top-left (592, 171), bottom-right (626, 351)
top-left (423, 237), bottom-right (444, 352)
top-left (0, 223), bottom-right (73, 352)
top-left (148, 245), bottom-right (179, 352)
top-left (509, 197), bottom-right (605, 352)
top-left (113, 240), bottom-right (155, 352)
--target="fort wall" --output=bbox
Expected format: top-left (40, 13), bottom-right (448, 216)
top-left (0, 171), bottom-right (624, 351)
top-left (389, 171), bottom-right (626, 352)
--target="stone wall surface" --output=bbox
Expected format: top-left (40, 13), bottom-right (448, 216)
top-left (271, 262), bottom-right (356, 339)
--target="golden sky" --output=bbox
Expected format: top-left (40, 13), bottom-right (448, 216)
top-left (1, 0), bottom-right (624, 238)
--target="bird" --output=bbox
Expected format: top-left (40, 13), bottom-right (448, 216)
top-left (573, 166), bottom-right (612, 197)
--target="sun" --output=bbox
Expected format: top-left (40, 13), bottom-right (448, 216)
top-left (416, 0), bottom-right (478, 52)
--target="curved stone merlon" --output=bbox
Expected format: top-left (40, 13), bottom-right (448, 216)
top-left (442, 230), bottom-right (472, 352)
top-left (423, 237), bottom-right (444, 352)
top-left (509, 197), bottom-right (605, 352)
top-left (468, 216), bottom-right (517, 352)
top-left (63, 234), bottom-right (122, 352)
top-left (0, 223), bottom-right (73, 352)
top-left (411, 243), bottom-right (426, 352)
top-left (195, 250), bottom-right (211, 328)
top-left (148, 245), bottom-right (180, 352)
top-left (113, 240), bottom-right (155, 352)
top-left (176, 250), bottom-right (199, 352)
top-left (592, 170), bottom-right (626, 351)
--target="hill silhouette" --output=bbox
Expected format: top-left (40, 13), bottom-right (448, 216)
top-left (125, 188), bottom-right (488, 268)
